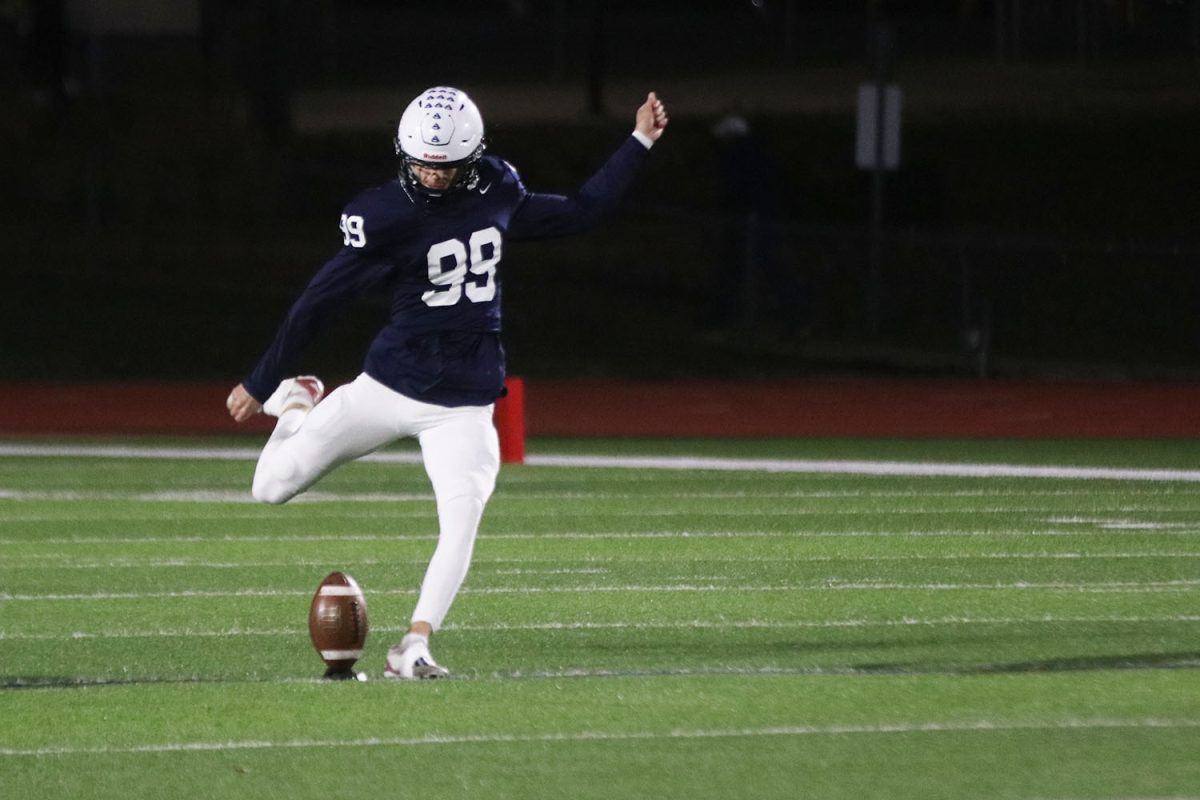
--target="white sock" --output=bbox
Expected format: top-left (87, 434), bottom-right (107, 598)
top-left (411, 495), bottom-right (484, 631)
top-left (400, 632), bottom-right (428, 650)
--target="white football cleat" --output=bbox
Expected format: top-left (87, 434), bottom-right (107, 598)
top-left (383, 633), bottom-right (449, 680)
top-left (262, 376), bottom-right (324, 417)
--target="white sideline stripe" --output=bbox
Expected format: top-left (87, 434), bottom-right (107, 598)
top-left (448, 615), bottom-right (1200, 632)
top-left (4, 488), bottom-right (1200, 504)
top-left (3, 580), bottom-right (1198, 602)
top-left (6, 488), bottom-right (1200, 516)
top-left (3, 442), bottom-right (1200, 483)
top-left (6, 551), bottom-right (1199, 570)
top-left (4, 614), bottom-right (1199, 641)
top-left (2, 718), bottom-right (1198, 758)
top-left (0, 444), bottom-right (420, 464)
top-left (530, 454), bottom-right (1200, 483)
top-left (6, 488), bottom-right (1200, 519)
top-left (0, 558), bottom-right (617, 570)
top-left (6, 528), bottom-right (1200, 547)
top-left (0, 489), bottom-right (433, 504)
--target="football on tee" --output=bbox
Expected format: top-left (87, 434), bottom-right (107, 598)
top-left (308, 571), bottom-right (369, 680)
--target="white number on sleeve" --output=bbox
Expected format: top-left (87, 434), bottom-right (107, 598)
top-left (340, 214), bottom-right (367, 248)
top-left (422, 227), bottom-right (502, 308)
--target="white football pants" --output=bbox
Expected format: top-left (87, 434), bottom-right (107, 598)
top-left (251, 372), bottom-right (500, 631)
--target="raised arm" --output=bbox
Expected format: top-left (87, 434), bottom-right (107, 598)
top-left (508, 91), bottom-right (669, 241)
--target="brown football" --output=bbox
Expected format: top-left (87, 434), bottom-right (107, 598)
top-left (307, 571), bottom-right (369, 678)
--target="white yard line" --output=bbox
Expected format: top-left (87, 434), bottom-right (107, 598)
top-left (5, 488), bottom-right (1200, 520)
top-left (530, 454), bottom-right (1200, 482)
top-left (3, 442), bottom-right (1200, 482)
top-left (0, 489), bottom-right (434, 504)
top-left (521, 489), bottom-right (1200, 498)
top-left (2, 579), bottom-right (1197, 602)
top-left (4, 529), bottom-right (1200, 548)
top-left (7, 492), bottom-right (1200, 509)
top-left (3, 614), bottom-right (1198, 641)
top-left (2, 718), bottom-right (1198, 758)
top-left (5, 551), bottom-right (1198, 569)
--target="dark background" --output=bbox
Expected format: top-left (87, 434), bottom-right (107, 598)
top-left (5, 0), bottom-right (1200, 390)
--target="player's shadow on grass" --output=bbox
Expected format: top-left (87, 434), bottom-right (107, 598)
top-left (0, 675), bottom-right (249, 690)
top-left (854, 651), bottom-right (1200, 676)
top-left (960, 651), bottom-right (1200, 674)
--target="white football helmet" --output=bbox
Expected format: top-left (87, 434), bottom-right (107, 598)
top-left (394, 86), bottom-right (486, 195)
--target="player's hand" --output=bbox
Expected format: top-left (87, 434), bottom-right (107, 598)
top-left (226, 383), bottom-right (262, 423)
top-left (635, 91), bottom-right (669, 143)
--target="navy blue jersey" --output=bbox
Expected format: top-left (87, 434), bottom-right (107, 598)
top-left (243, 135), bottom-right (650, 407)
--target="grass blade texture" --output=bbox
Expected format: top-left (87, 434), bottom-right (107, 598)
top-left (1, 437), bottom-right (1198, 799)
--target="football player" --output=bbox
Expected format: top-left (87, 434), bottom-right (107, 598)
top-left (226, 86), bottom-right (669, 679)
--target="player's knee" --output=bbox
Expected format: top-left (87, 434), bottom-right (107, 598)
top-left (252, 455), bottom-right (302, 505)
top-left (476, 467), bottom-right (498, 502)
top-left (430, 464), bottom-right (496, 506)
top-left (251, 477), bottom-right (295, 505)
top-left (476, 449), bottom-right (500, 498)
top-left (459, 468), bottom-right (497, 505)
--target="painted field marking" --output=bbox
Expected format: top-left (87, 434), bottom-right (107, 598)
top-left (6, 526), bottom-right (1200, 548)
top-left (2, 717), bottom-right (1198, 758)
top-left (7, 485), bottom-right (1200, 511)
top-left (518, 489), bottom-right (1200, 499)
top-left (4, 442), bottom-right (1200, 482)
top-left (8, 490), bottom-right (1200, 509)
top-left (532, 454), bottom-right (1200, 482)
top-left (3, 579), bottom-right (1197, 602)
top-left (0, 488), bottom-right (434, 504)
top-left (4, 551), bottom-right (1199, 570)
top-left (3, 614), bottom-right (1199, 642)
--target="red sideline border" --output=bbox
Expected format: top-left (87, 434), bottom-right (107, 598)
top-left (1, 380), bottom-right (1199, 439)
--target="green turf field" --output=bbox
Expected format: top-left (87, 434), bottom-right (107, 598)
top-left (1, 437), bottom-right (1198, 799)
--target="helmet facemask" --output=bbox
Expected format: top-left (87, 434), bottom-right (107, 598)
top-left (394, 87), bottom-right (486, 198)
top-left (395, 145), bottom-right (485, 198)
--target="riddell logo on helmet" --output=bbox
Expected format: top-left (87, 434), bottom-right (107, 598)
top-left (422, 153), bottom-right (449, 161)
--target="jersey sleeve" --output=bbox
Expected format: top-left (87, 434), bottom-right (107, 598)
top-left (507, 135), bottom-right (650, 241)
top-left (241, 194), bottom-right (398, 402)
